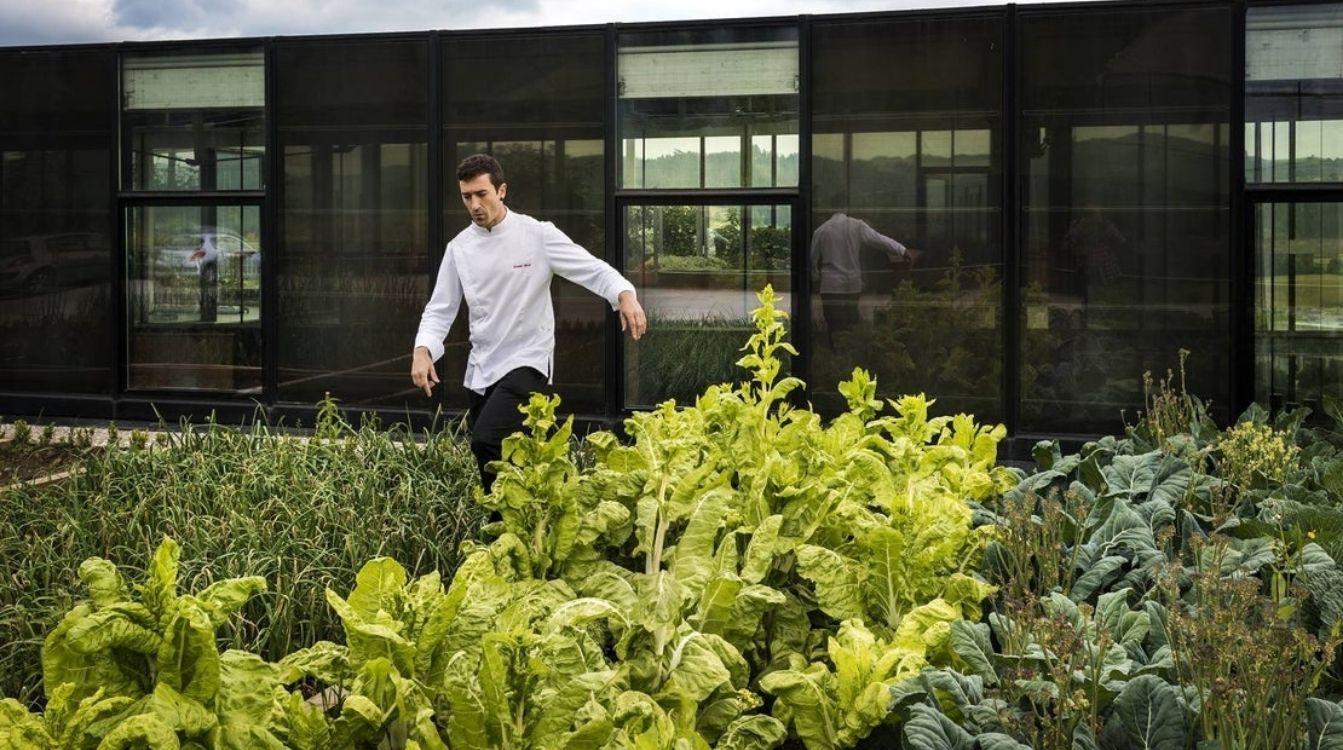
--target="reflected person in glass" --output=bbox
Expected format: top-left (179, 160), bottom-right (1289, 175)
top-left (411, 154), bottom-right (648, 495)
top-left (810, 212), bottom-right (920, 350)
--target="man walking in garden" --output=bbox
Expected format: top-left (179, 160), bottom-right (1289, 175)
top-left (411, 154), bottom-right (647, 494)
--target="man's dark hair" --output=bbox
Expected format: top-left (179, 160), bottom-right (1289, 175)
top-left (456, 154), bottom-right (505, 189)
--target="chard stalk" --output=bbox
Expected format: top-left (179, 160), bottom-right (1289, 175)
top-left (647, 476), bottom-right (670, 574)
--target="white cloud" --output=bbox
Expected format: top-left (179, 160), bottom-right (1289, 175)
top-left (0, 0), bottom-right (1096, 46)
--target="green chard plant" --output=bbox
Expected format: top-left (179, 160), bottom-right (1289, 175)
top-left (0, 538), bottom-right (326, 749)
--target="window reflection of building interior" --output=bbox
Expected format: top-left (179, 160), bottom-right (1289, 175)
top-left (809, 16), bottom-right (1004, 422)
top-left (123, 52), bottom-right (265, 393)
top-left (1017, 7), bottom-right (1232, 434)
top-left (275, 40), bottom-right (430, 407)
top-left (1247, 5), bottom-right (1343, 420)
top-left (0, 50), bottom-right (116, 394)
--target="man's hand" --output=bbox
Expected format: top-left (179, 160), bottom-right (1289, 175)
top-left (618, 290), bottom-right (647, 341)
top-left (411, 346), bottom-right (439, 397)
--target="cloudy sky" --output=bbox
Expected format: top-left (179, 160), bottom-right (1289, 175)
top-left (0, 0), bottom-right (1077, 46)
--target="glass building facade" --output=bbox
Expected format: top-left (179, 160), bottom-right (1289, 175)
top-left (0, 1), bottom-right (1325, 454)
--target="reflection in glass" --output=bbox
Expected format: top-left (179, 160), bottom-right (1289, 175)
top-left (810, 15), bottom-right (1003, 420)
top-left (126, 204), bottom-right (262, 392)
top-left (123, 53), bottom-right (265, 192)
top-left (1020, 7), bottom-right (1231, 433)
top-left (623, 203), bottom-right (791, 408)
top-left (619, 27), bottom-right (799, 190)
top-left (1246, 5), bottom-right (1343, 184)
top-left (0, 50), bottom-right (115, 394)
top-left (277, 40), bottom-right (429, 407)
top-left (1255, 202), bottom-right (1343, 417)
top-left (443, 32), bottom-right (606, 413)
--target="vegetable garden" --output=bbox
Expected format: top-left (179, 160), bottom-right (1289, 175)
top-left (2, 286), bottom-right (1342, 749)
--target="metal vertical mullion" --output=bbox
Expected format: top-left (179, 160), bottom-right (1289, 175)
top-left (262, 39), bottom-right (279, 406)
top-left (795, 14), bottom-right (812, 406)
top-left (1003, 6), bottom-right (1020, 436)
top-left (429, 31), bottom-right (445, 416)
top-left (1231, 0), bottom-right (1251, 418)
top-left (604, 23), bottom-right (621, 423)
top-left (113, 45), bottom-right (127, 407)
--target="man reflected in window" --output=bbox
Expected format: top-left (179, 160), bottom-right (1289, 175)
top-left (810, 211), bottom-right (920, 350)
top-left (411, 154), bottom-right (648, 494)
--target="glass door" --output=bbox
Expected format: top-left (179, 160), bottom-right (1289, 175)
top-left (619, 200), bottom-right (795, 409)
top-left (1253, 201), bottom-right (1343, 415)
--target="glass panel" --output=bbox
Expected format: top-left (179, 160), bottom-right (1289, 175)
top-left (126, 204), bottom-right (262, 392)
top-left (123, 52), bottom-right (265, 192)
top-left (1020, 7), bottom-right (1232, 434)
top-left (1255, 201), bottom-right (1343, 417)
top-left (0, 50), bottom-right (116, 394)
top-left (443, 32), bottom-right (606, 413)
top-left (1247, 5), bottom-right (1343, 184)
top-left (619, 26), bottom-right (799, 190)
top-left (623, 203), bottom-right (792, 408)
top-left (810, 15), bottom-right (1003, 420)
top-left (277, 40), bottom-right (429, 407)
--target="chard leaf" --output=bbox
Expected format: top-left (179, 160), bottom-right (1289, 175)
top-left (714, 714), bottom-right (787, 750)
top-left (741, 515), bottom-right (784, 584)
top-left (78, 559), bottom-right (126, 611)
top-left (794, 545), bottom-right (864, 623)
top-left (759, 666), bottom-right (840, 750)
top-left (96, 713), bottom-right (180, 750)
top-left (662, 631), bottom-right (734, 703)
top-left (155, 600), bottom-right (220, 704)
top-left (347, 557), bottom-right (408, 620)
top-left (194, 577), bottom-right (266, 628)
top-left (142, 538), bottom-right (181, 626)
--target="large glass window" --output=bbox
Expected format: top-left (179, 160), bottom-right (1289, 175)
top-left (277, 40), bottom-right (429, 407)
top-left (1255, 202), bottom-right (1343, 414)
top-left (0, 50), bottom-right (116, 394)
top-left (810, 15), bottom-right (1003, 420)
top-left (1019, 7), bottom-right (1233, 434)
top-left (1246, 5), bottom-right (1343, 184)
top-left (619, 27), bottom-right (799, 190)
top-left (123, 50), bottom-right (265, 395)
top-left (125, 204), bottom-right (261, 391)
top-left (623, 202), bottom-right (792, 408)
top-left (442, 32), bottom-right (606, 413)
top-left (122, 53), bottom-right (264, 191)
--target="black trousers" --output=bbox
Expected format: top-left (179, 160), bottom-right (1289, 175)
top-left (466, 366), bottom-right (550, 495)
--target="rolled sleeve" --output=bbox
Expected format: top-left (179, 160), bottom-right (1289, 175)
top-left (414, 244), bottom-right (463, 362)
top-left (542, 222), bottom-right (635, 310)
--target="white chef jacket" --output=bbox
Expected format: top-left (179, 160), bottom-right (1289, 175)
top-left (414, 209), bottom-right (636, 394)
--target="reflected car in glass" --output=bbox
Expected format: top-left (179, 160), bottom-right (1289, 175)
top-left (0, 233), bottom-right (109, 295)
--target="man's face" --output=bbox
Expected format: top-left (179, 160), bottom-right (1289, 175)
top-left (459, 174), bottom-right (507, 229)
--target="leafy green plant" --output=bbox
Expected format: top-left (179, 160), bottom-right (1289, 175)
top-left (0, 538), bottom-right (324, 748)
top-left (0, 403), bottom-right (483, 707)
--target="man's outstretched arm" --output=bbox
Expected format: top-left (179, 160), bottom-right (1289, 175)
top-left (411, 246), bottom-right (464, 396)
top-left (543, 222), bottom-right (647, 340)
